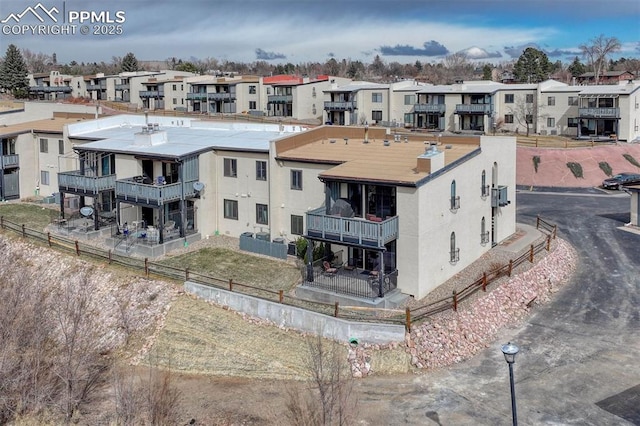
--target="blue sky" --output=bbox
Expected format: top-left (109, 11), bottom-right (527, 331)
top-left (1, 0), bottom-right (638, 65)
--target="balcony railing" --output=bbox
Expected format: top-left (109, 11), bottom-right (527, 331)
top-left (58, 171), bottom-right (116, 195)
top-left (86, 84), bottom-right (105, 90)
top-left (305, 207), bottom-right (398, 249)
top-left (455, 104), bottom-right (492, 114)
top-left (414, 103), bottom-right (446, 113)
top-left (116, 178), bottom-right (198, 206)
top-left (115, 84), bottom-right (130, 90)
top-left (491, 185), bottom-right (510, 207)
top-left (324, 101), bottom-right (357, 111)
top-left (450, 196), bottom-right (460, 211)
top-left (578, 107), bottom-right (620, 118)
top-left (1, 154), bottom-right (19, 168)
top-left (29, 86), bottom-right (72, 93)
top-left (208, 92), bottom-right (236, 101)
top-left (268, 95), bottom-right (293, 104)
top-left (139, 90), bottom-right (164, 98)
top-left (450, 248), bottom-right (460, 263)
top-left (186, 92), bottom-right (208, 100)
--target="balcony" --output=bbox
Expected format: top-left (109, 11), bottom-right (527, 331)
top-left (1, 154), bottom-right (19, 168)
top-left (414, 103), bottom-right (446, 113)
top-left (86, 84), bottom-right (105, 91)
top-left (324, 101), bottom-right (357, 111)
top-left (29, 85), bottom-right (72, 93)
top-left (268, 95), bottom-right (293, 104)
top-left (140, 90), bottom-right (164, 98)
top-left (208, 92), bottom-right (236, 101)
top-left (455, 104), bottom-right (492, 114)
top-left (450, 196), bottom-right (460, 211)
top-left (116, 178), bottom-right (198, 207)
top-left (578, 107), bottom-right (620, 118)
top-left (186, 92), bottom-right (208, 100)
top-left (115, 84), bottom-right (130, 90)
top-left (58, 171), bottom-right (116, 195)
top-left (305, 207), bottom-right (398, 249)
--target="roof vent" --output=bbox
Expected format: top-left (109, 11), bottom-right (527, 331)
top-left (383, 139), bottom-right (390, 146)
top-left (330, 139), bottom-right (336, 143)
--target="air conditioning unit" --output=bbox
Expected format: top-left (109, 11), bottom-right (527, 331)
top-left (550, 129), bottom-right (557, 135)
top-left (540, 130), bottom-right (547, 136)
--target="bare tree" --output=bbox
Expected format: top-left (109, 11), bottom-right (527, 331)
top-left (579, 35), bottom-right (621, 85)
top-left (21, 48), bottom-right (52, 73)
top-left (284, 336), bottom-right (357, 426)
top-left (507, 95), bottom-right (542, 136)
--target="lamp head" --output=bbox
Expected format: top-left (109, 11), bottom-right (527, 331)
top-left (501, 342), bottom-right (519, 364)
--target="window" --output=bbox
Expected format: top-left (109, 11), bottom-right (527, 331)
top-left (481, 170), bottom-right (490, 197)
top-left (256, 160), bottom-right (267, 181)
top-left (172, 84), bottom-right (177, 90)
top-left (249, 101), bottom-right (256, 109)
top-left (249, 85), bottom-right (256, 94)
top-left (504, 114), bottom-right (514, 124)
top-left (568, 118), bottom-right (579, 128)
top-left (223, 158), bottom-right (237, 177)
top-left (291, 169), bottom-right (303, 190)
top-left (39, 138), bottom-right (48, 153)
top-left (372, 93), bottom-right (382, 103)
top-left (525, 94), bottom-right (534, 104)
top-left (504, 94), bottom-right (514, 103)
top-left (481, 217), bottom-right (490, 244)
top-left (404, 113), bottom-right (412, 124)
top-left (40, 170), bottom-right (50, 185)
top-left (450, 232), bottom-right (459, 263)
top-left (224, 199), bottom-right (238, 220)
top-left (568, 96), bottom-right (578, 106)
top-left (450, 180), bottom-right (460, 210)
top-left (291, 215), bottom-right (304, 235)
top-left (256, 204), bottom-right (268, 225)
top-left (547, 117), bottom-right (556, 127)
top-left (372, 110), bottom-right (383, 121)
top-left (404, 94), bottom-right (415, 105)
top-left (172, 98), bottom-right (177, 105)
top-left (58, 139), bottom-right (64, 155)
top-left (525, 115), bottom-right (533, 124)
top-left (547, 96), bottom-right (555, 106)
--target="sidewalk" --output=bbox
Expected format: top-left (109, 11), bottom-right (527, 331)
top-left (495, 222), bottom-right (543, 254)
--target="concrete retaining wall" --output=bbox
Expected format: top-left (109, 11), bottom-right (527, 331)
top-left (184, 281), bottom-right (406, 345)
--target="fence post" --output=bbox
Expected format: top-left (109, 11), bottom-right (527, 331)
top-left (0, 216), bottom-right (3, 229)
top-left (185, 268), bottom-right (190, 281)
top-left (405, 307), bottom-right (411, 333)
top-left (508, 260), bottom-right (513, 276)
top-left (75, 240), bottom-right (80, 256)
top-left (22, 224), bottom-right (26, 238)
top-left (482, 272), bottom-right (487, 292)
top-left (144, 258), bottom-right (149, 276)
top-left (229, 279), bottom-right (233, 291)
top-left (279, 289), bottom-right (284, 304)
top-left (334, 301), bottom-right (339, 318)
top-left (553, 225), bottom-right (557, 239)
top-left (452, 290), bottom-right (457, 312)
top-left (108, 250), bottom-right (112, 264)
top-left (536, 216), bottom-right (540, 229)
top-left (546, 235), bottom-right (551, 251)
top-left (529, 244), bottom-right (534, 262)
top-left (47, 232), bottom-right (52, 247)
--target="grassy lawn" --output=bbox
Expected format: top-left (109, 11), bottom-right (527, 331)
top-left (0, 203), bottom-right (58, 230)
top-left (159, 247), bottom-right (301, 292)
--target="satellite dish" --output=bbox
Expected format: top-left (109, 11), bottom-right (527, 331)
top-left (193, 181), bottom-right (205, 192)
top-left (329, 198), bottom-right (355, 218)
top-left (80, 206), bottom-right (94, 217)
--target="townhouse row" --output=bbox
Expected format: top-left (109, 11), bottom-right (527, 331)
top-left (0, 107), bottom-right (515, 301)
top-left (30, 70), bottom-right (640, 142)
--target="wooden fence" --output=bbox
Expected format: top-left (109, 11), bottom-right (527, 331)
top-left (0, 215), bottom-right (558, 330)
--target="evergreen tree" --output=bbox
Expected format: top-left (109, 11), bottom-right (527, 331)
top-left (482, 64), bottom-right (493, 80)
top-left (567, 56), bottom-right (586, 77)
top-left (513, 47), bottom-right (553, 83)
top-left (121, 52), bottom-right (139, 72)
top-left (0, 44), bottom-right (29, 98)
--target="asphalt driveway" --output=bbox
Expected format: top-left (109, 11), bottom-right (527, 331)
top-left (379, 190), bottom-right (640, 425)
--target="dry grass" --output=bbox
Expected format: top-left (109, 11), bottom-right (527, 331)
top-left (0, 203), bottom-right (57, 230)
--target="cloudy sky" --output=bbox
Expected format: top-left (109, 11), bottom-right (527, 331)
top-left (1, 0), bottom-right (639, 65)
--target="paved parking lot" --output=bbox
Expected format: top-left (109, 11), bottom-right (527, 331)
top-left (376, 190), bottom-right (640, 425)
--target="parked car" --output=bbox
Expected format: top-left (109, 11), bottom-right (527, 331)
top-left (602, 172), bottom-right (640, 190)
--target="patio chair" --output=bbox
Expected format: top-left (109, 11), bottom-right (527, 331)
top-left (322, 261), bottom-right (337, 275)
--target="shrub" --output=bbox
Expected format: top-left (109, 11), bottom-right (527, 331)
top-left (598, 161), bottom-right (613, 176)
top-left (532, 156), bottom-right (541, 173)
top-left (623, 153), bottom-right (640, 168)
top-left (566, 162), bottom-right (583, 178)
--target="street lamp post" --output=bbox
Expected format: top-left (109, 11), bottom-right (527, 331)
top-left (501, 342), bottom-right (520, 426)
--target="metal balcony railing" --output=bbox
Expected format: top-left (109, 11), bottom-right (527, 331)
top-left (578, 107), bottom-right (619, 118)
top-left (1, 154), bottom-right (19, 168)
top-left (323, 101), bottom-right (357, 111)
top-left (268, 95), bottom-right (293, 103)
top-left (455, 104), bottom-right (492, 114)
top-left (414, 103), bottom-right (446, 113)
top-left (116, 178), bottom-right (198, 206)
top-left (186, 92), bottom-right (208, 100)
top-left (58, 171), bottom-right (116, 195)
top-left (306, 207), bottom-right (398, 249)
top-left (208, 92), bottom-right (236, 101)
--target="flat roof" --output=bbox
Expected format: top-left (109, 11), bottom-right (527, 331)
top-left (68, 114), bottom-right (305, 159)
top-left (0, 117), bottom-right (88, 137)
top-left (276, 126), bottom-right (480, 186)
